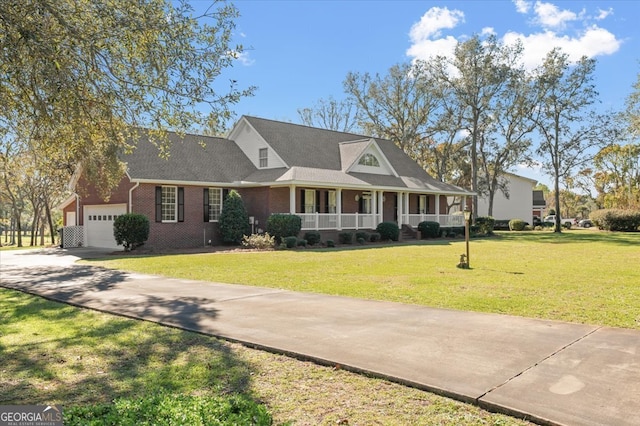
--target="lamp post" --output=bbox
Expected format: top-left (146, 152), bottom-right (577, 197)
top-left (463, 206), bottom-right (471, 268)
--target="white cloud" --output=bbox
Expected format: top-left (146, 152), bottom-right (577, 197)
top-left (406, 7), bottom-right (464, 61)
top-left (533, 1), bottom-right (578, 29)
top-left (406, 36), bottom-right (460, 62)
top-left (235, 51), bottom-right (255, 66)
top-left (596, 8), bottom-right (613, 20)
top-left (407, 1), bottom-right (622, 72)
top-left (513, 0), bottom-right (531, 14)
top-left (481, 27), bottom-right (496, 36)
top-left (409, 7), bottom-right (464, 41)
top-left (502, 25), bottom-right (621, 70)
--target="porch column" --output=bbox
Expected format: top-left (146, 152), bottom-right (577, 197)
top-left (403, 192), bottom-right (410, 226)
top-left (435, 194), bottom-right (441, 223)
top-left (396, 192), bottom-right (403, 226)
top-left (372, 190), bottom-right (378, 226)
top-left (289, 185), bottom-right (296, 214)
top-left (377, 191), bottom-right (384, 225)
top-left (337, 188), bottom-right (342, 230)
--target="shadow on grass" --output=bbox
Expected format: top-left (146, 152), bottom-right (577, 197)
top-left (490, 230), bottom-right (640, 246)
top-left (0, 288), bottom-right (258, 408)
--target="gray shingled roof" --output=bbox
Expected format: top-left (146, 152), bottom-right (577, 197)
top-left (123, 118), bottom-right (472, 195)
top-left (243, 116), bottom-right (471, 194)
top-left (124, 131), bottom-right (256, 183)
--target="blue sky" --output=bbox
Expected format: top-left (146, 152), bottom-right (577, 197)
top-left (215, 0), bottom-right (640, 185)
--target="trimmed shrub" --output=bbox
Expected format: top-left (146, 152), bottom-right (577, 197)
top-left (219, 190), bottom-right (250, 244)
top-left (242, 233), bottom-right (275, 250)
top-left (590, 209), bottom-right (640, 231)
top-left (509, 219), bottom-right (526, 231)
top-left (113, 213), bottom-right (149, 251)
top-left (493, 220), bottom-right (511, 231)
top-left (418, 221), bottom-right (440, 238)
top-left (283, 236), bottom-right (298, 248)
top-left (369, 232), bottom-right (381, 242)
top-left (339, 232), bottom-right (353, 244)
top-left (475, 216), bottom-right (495, 235)
top-left (266, 214), bottom-right (302, 243)
top-left (326, 239), bottom-right (335, 248)
top-left (297, 238), bottom-right (307, 247)
top-left (357, 237), bottom-right (366, 245)
top-left (355, 231), bottom-right (370, 242)
top-left (376, 221), bottom-right (399, 241)
top-left (303, 231), bottom-right (321, 246)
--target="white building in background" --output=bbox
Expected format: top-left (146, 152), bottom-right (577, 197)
top-left (476, 172), bottom-right (537, 222)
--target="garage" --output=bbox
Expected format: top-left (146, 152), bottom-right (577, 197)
top-left (83, 204), bottom-right (127, 249)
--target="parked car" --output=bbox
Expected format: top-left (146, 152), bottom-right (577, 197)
top-left (578, 219), bottom-right (593, 228)
top-left (544, 215), bottom-right (574, 229)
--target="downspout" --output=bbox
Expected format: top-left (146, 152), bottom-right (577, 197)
top-left (75, 193), bottom-right (80, 225)
top-left (128, 182), bottom-right (140, 213)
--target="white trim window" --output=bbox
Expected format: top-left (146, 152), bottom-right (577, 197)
top-left (358, 153), bottom-right (380, 167)
top-left (328, 190), bottom-right (337, 213)
top-left (259, 148), bottom-right (268, 168)
top-left (361, 192), bottom-right (372, 214)
top-left (162, 186), bottom-right (177, 222)
top-left (304, 189), bottom-right (316, 213)
top-left (208, 188), bottom-right (222, 221)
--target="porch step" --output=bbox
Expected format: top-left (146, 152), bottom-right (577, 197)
top-left (400, 225), bottom-right (418, 240)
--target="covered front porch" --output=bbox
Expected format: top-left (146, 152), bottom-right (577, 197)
top-left (277, 185), bottom-right (467, 231)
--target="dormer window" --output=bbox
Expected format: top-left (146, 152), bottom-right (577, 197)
top-left (259, 148), bottom-right (268, 168)
top-left (358, 153), bottom-right (380, 167)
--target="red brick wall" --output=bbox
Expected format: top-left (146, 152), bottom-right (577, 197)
top-left (239, 187), bottom-right (271, 230)
top-left (62, 200), bottom-right (77, 226)
top-left (131, 184), bottom-right (219, 249)
top-left (76, 176), bottom-right (134, 225)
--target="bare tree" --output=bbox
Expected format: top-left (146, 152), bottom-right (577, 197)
top-left (298, 97), bottom-right (361, 133)
top-left (532, 48), bottom-right (620, 232)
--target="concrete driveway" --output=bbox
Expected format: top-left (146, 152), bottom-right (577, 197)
top-left (1, 247), bottom-right (639, 426)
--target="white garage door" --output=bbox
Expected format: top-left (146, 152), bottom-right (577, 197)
top-left (84, 204), bottom-right (127, 249)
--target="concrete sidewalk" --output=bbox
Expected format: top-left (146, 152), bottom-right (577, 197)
top-left (1, 248), bottom-right (639, 426)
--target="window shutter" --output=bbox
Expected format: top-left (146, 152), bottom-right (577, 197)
top-left (155, 186), bottom-right (162, 222)
top-left (203, 188), bottom-right (210, 222)
top-left (178, 187), bottom-right (184, 222)
top-left (300, 189), bottom-right (304, 213)
top-left (416, 195), bottom-right (420, 214)
top-left (315, 191), bottom-right (320, 213)
top-left (358, 196), bottom-right (364, 213)
top-left (222, 189), bottom-right (229, 211)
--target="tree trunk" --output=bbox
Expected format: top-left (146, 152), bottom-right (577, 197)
top-left (45, 201), bottom-right (56, 245)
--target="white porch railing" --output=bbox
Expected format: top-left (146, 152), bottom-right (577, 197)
top-left (298, 213), bottom-right (377, 230)
top-left (61, 226), bottom-right (84, 248)
top-left (295, 213), bottom-right (464, 231)
top-left (405, 214), bottom-right (465, 227)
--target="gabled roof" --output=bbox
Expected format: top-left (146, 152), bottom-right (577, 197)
top-left (124, 131), bottom-right (256, 184)
top-left (339, 139), bottom-right (370, 172)
top-left (119, 117), bottom-right (472, 195)
top-left (241, 116), bottom-right (471, 194)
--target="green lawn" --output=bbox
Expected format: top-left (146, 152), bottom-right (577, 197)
top-left (1, 288), bottom-right (531, 425)
top-left (88, 230), bottom-right (640, 329)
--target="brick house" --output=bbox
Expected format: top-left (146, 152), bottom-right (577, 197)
top-left (59, 116), bottom-right (474, 249)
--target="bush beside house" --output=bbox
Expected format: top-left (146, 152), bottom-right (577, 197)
top-left (266, 214), bottom-right (302, 243)
top-left (376, 222), bottom-right (399, 241)
top-left (113, 214), bottom-right (149, 251)
top-left (219, 190), bottom-right (251, 244)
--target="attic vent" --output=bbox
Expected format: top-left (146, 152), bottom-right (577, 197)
top-left (358, 153), bottom-right (379, 167)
